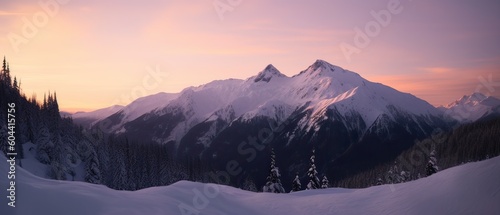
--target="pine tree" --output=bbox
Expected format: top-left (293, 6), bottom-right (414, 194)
top-left (1, 57), bottom-right (11, 86)
top-left (13, 77), bottom-right (18, 92)
top-left (84, 140), bottom-right (101, 184)
top-left (376, 177), bottom-right (383, 185)
top-left (400, 170), bottom-right (409, 183)
top-left (426, 150), bottom-right (439, 176)
top-left (263, 148), bottom-right (285, 193)
top-left (47, 134), bottom-right (67, 180)
top-left (108, 139), bottom-right (128, 189)
top-left (307, 149), bottom-right (321, 190)
top-left (35, 125), bottom-right (54, 164)
top-left (242, 177), bottom-right (258, 192)
top-left (291, 174), bottom-right (302, 192)
top-left (2, 56), bottom-right (5, 71)
top-left (384, 162), bottom-right (402, 184)
top-left (321, 175), bottom-right (329, 189)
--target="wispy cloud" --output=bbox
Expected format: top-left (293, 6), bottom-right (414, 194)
top-left (2, 1), bottom-right (500, 111)
top-left (420, 67), bottom-right (454, 74)
top-left (0, 11), bottom-right (25, 16)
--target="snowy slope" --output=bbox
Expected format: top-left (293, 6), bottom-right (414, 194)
top-left (441, 92), bottom-right (500, 122)
top-left (68, 105), bottom-right (124, 127)
top-left (106, 92), bottom-right (179, 132)
top-left (71, 105), bottom-right (124, 120)
top-left (2, 154), bottom-right (499, 214)
top-left (287, 60), bottom-right (440, 131)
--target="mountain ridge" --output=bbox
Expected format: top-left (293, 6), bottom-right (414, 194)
top-left (439, 92), bottom-right (500, 122)
top-left (81, 60), bottom-right (456, 188)
top-left (93, 60), bottom-right (443, 139)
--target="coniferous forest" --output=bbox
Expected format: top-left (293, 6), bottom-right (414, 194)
top-left (0, 58), bottom-right (209, 191)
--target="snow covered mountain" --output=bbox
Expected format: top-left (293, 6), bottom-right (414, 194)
top-left (91, 60), bottom-right (449, 188)
top-left (101, 92), bottom-right (179, 132)
top-left (97, 60), bottom-right (443, 140)
top-left (68, 105), bottom-right (124, 128)
top-left (440, 92), bottom-right (500, 123)
top-left (2, 153), bottom-right (499, 215)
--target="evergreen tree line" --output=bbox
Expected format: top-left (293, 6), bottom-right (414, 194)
top-left (0, 58), bottom-right (210, 190)
top-left (1, 57), bottom-right (70, 179)
top-left (335, 118), bottom-right (500, 188)
top-left (263, 148), bottom-right (331, 193)
top-left (97, 135), bottom-right (212, 190)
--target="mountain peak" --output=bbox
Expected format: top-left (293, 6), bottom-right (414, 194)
top-left (253, 64), bottom-right (286, 82)
top-left (444, 92), bottom-right (500, 122)
top-left (310, 59), bottom-right (337, 71)
top-left (465, 92), bottom-right (487, 101)
top-left (449, 92), bottom-right (488, 108)
top-left (264, 64), bottom-right (277, 71)
top-left (296, 59), bottom-right (344, 77)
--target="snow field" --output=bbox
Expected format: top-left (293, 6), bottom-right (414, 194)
top-left (1, 154), bottom-right (499, 215)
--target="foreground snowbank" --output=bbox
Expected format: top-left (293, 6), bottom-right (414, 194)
top-left (1, 155), bottom-right (499, 215)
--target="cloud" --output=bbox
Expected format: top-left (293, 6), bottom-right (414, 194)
top-left (0, 11), bottom-right (26, 16)
top-left (369, 64), bottom-right (500, 107)
top-left (420, 67), bottom-right (454, 74)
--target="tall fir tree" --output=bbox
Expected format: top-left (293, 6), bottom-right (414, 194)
top-left (321, 175), bottom-right (329, 189)
top-left (263, 148), bottom-right (285, 193)
top-left (426, 150), bottom-right (439, 176)
top-left (2, 56), bottom-right (5, 71)
top-left (307, 149), bottom-right (321, 190)
top-left (1, 57), bottom-right (11, 86)
top-left (291, 174), bottom-right (302, 192)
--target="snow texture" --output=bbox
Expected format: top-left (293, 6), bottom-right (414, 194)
top-left (100, 60), bottom-right (442, 140)
top-left (1, 154), bottom-right (499, 214)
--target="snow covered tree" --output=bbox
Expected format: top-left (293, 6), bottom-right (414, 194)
top-left (426, 150), bottom-right (439, 176)
top-left (384, 162), bottom-right (404, 184)
top-left (84, 144), bottom-right (101, 184)
top-left (307, 149), bottom-right (321, 190)
top-left (242, 177), bottom-right (258, 192)
top-left (376, 177), bottom-right (383, 186)
top-left (263, 148), bottom-right (285, 193)
top-left (400, 170), bottom-right (409, 183)
top-left (107, 139), bottom-right (128, 190)
top-left (46, 134), bottom-right (67, 180)
top-left (35, 125), bottom-right (54, 164)
top-left (321, 175), bottom-right (329, 189)
top-left (291, 174), bottom-right (302, 192)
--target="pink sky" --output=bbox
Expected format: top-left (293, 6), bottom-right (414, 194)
top-left (1, 0), bottom-right (499, 112)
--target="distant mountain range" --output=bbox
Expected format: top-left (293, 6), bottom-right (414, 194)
top-left (439, 92), bottom-right (500, 123)
top-left (64, 60), bottom-right (499, 187)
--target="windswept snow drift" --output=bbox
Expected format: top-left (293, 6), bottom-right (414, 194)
top-left (1, 155), bottom-right (499, 215)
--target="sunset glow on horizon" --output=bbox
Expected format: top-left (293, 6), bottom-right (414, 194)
top-left (1, 0), bottom-right (499, 112)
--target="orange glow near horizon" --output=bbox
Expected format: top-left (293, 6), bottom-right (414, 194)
top-left (1, 1), bottom-right (499, 112)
